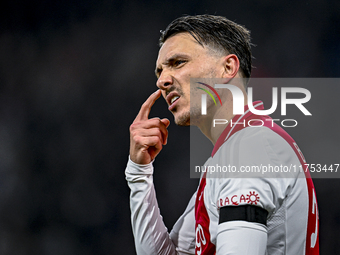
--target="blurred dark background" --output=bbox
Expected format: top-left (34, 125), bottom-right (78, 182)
top-left (0, 0), bottom-right (339, 254)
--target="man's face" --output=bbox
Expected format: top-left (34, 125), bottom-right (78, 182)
top-left (155, 33), bottom-right (223, 126)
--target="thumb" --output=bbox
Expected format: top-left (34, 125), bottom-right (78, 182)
top-left (161, 118), bottom-right (170, 128)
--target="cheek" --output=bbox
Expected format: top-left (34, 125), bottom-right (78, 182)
top-left (198, 58), bottom-right (219, 76)
top-left (189, 88), bottom-right (201, 107)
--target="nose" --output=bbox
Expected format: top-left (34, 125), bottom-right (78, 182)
top-left (156, 70), bottom-right (173, 90)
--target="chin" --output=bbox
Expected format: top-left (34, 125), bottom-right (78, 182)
top-left (174, 112), bottom-right (190, 126)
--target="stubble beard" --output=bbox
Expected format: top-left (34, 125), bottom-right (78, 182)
top-left (172, 68), bottom-right (218, 127)
top-left (174, 111), bottom-right (190, 126)
top-left (174, 104), bottom-right (203, 127)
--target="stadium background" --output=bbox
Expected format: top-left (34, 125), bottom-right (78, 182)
top-left (0, 0), bottom-right (339, 254)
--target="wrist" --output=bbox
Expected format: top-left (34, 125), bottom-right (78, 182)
top-left (126, 156), bottom-right (154, 175)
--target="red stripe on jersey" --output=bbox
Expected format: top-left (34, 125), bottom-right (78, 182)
top-left (195, 173), bottom-right (216, 255)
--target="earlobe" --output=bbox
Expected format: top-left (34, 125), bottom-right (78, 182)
top-left (223, 54), bottom-right (240, 78)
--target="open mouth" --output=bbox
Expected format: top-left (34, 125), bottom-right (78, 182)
top-left (170, 96), bottom-right (180, 105)
top-left (167, 92), bottom-right (181, 111)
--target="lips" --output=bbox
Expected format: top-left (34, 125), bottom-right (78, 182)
top-left (166, 91), bottom-right (181, 111)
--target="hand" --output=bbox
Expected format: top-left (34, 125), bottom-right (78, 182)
top-left (129, 90), bottom-right (170, 165)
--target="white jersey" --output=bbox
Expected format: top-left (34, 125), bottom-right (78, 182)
top-left (125, 101), bottom-right (319, 255)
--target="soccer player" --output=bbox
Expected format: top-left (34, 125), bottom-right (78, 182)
top-left (125, 15), bottom-right (319, 255)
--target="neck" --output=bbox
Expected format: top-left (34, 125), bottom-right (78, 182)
top-left (197, 92), bottom-right (248, 145)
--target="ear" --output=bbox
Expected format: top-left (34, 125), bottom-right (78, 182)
top-left (222, 54), bottom-right (240, 78)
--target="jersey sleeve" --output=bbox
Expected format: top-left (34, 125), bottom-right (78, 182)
top-left (125, 157), bottom-right (195, 255)
top-left (216, 221), bottom-right (267, 255)
top-left (170, 193), bottom-right (196, 254)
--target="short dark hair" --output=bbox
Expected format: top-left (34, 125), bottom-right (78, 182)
top-left (159, 14), bottom-right (252, 83)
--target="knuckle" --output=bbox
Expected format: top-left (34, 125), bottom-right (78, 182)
top-left (129, 124), bottom-right (135, 132)
top-left (130, 120), bottom-right (143, 130)
top-left (130, 130), bottom-right (137, 137)
top-left (133, 135), bottom-right (142, 144)
top-left (151, 118), bottom-right (161, 125)
top-left (130, 121), bottom-right (140, 129)
top-left (130, 131), bottom-right (136, 140)
top-left (154, 136), bottom-right (161, 143)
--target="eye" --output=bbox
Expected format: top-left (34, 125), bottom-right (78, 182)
top-left (174, 59), bottom-right (187, 67)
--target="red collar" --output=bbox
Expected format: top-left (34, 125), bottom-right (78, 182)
top-left (211, 101), bottom-right (264, 157)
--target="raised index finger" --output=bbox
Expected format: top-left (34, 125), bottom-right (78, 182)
top-left (135, 89), bottom-right (162, 121)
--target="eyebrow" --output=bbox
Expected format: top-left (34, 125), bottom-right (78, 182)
top-left (155, 53), bottom-right (191, 78)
